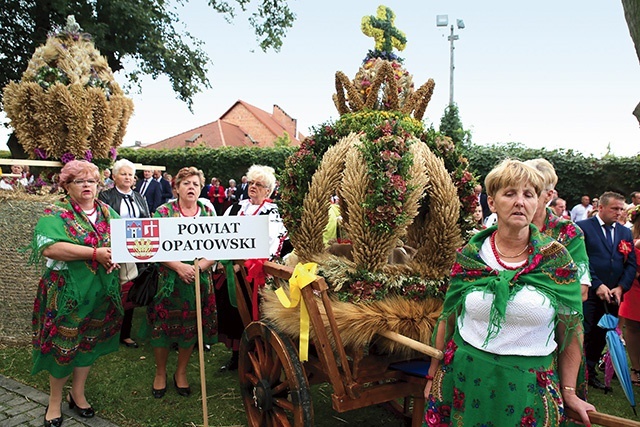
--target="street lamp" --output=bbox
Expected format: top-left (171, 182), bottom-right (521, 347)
top-left (436, 15), bottom-right (465, 106)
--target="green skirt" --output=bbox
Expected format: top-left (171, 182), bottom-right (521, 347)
top-left (32, 270), bottom-right (122, 379)
top-left (424, 332), bottom-right (566, 427)
top-left (141, 265), bottom-right (218, 348)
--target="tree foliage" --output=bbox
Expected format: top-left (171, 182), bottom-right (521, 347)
top-left (438, 103), bottom-right (471, 147)
top-left (461, 142), bottom-right (640, 207)
top-left (0, 0), bottom-right (295, 109)
top-left (118, 145), bottom-right (297, 183)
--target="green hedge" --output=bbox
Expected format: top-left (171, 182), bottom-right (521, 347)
top-left (117, 145), bottom-right (297, 183)
top-left (462, 142), bottom-right (640, 207)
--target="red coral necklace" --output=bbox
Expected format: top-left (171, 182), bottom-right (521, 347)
top-left (490, 231), bottom-right (530, 270)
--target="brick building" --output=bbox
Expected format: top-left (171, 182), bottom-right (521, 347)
top-left (144, 100), bottom-right (303, 149)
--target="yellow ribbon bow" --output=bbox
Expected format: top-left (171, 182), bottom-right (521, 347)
top-left (275, 262), bottom-right (317, 362)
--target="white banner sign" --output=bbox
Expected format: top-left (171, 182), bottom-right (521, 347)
top-left (110, 216), bottom-right (270, 263)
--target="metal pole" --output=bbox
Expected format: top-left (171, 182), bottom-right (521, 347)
top-left (448, 24), bottom-right (459, 106)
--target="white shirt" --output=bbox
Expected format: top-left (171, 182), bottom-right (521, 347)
top-left (570, 203), bottom-right (593, 222)
top-left (457, 238), bottom-right (558, 356)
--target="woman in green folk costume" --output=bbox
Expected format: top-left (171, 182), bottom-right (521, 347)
top-left (423, 159), bottom-right (595, 426)
top-left (525, 158), bottom-right (591, 303)
top-left (144, 167), bottom-right (218, 399)
top-left (31, 160), bottom-right (122, 427)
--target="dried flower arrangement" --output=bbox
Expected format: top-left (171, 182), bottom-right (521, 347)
top-left (268, 6), bottom-right (477, 354)
top-left (3, 15), bottom-right (133, 167)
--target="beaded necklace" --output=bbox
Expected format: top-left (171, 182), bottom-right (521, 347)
top-left (490, 231), bottom-right (529, 270)
top-left (178, 201), bottom-right (200, 217)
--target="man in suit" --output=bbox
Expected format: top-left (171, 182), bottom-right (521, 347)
top-left (153, 169), bottom-right (173, 204)
top-left (238, 175), bottom-right (249, 201)
top-left (577, 191), bottom-right (637, 390)
top-left (135, 169), bottom-right (163, 213)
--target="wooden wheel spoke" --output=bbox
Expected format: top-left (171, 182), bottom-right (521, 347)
top-left (272, 407), bottom-right (293, 426)
top-left (268, 354), bottom-right (283, 383)
top-left (271, 380), bottom-right (290, 396)
top-left (248, 350), bottom-right (263, 379)
top-left (246, 372), bottom-right (259, 386)
top-left (273, 397), bottom-right (295, 412)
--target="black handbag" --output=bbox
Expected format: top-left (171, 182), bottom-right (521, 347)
top-left (127, 263), bottom-right (159, 306)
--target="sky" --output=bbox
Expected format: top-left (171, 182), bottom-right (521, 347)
top-left (1, 0), bottom-right (639, 157)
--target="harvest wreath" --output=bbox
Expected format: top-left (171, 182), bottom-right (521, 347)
top-left (3, 15), bottom-right (133, 168)
top-left (262, 6), bottom-right (476, 357)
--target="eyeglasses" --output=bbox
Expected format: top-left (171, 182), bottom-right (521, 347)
top-left (72, 179), bottom-right (98, 186)
top-left (248, 181), bottom-right (267, 189)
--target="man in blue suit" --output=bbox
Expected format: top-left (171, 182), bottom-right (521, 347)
top-left (153, 169), bottom-right (173, 204)
top-left (135, 169), bottom-right (163, 213)
top-left (577, 191), bottom-right (637, 390)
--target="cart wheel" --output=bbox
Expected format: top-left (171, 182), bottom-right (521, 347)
top-left (239, 321), bottom-right (313, 427)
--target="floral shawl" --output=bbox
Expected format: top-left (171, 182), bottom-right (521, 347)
top-left (540, 207), bottom-right (591, 284)
top-left (154, 199), bottom-right (215, 298)
top-left (441, 224), bottom-right (583, 350)
top-left (29, 196), bottom-right (122, 316)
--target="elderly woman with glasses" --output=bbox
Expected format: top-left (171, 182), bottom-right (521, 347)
top-left (30, 160), bottom-right (122, 427)
top-left (215, 164), bottom-right (292, 371)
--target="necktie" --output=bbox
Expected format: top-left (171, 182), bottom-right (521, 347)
top-left (123, 194), bottom-right (136, 218)
top-left (604, 224), bottom-right (614, 249)
top-left (140, 180), bottom-right (148, 195)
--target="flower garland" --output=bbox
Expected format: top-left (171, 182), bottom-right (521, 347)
top-left (358, 124), bottom-right (414, 234)
top-left (318, 262), bottom-right (448, 303)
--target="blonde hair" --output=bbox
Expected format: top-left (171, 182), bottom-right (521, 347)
top-left (524, 158), bottom-right (557, 191)
top-left (485, 159), bottom-right (544, 198)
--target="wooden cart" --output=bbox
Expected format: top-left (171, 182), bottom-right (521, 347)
top-left (232, 261), bottom-right (441, 427)
top-left (228, 260), bottom-right (640, 427)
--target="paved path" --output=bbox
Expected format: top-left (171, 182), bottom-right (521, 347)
top-left (0, 375), bottom-right (119, 427)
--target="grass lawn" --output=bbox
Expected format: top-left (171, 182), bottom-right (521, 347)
top-left (1, 310), bottom-right (639, 426)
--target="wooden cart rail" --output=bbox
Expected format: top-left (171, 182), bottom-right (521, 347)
top-left (235, 260), bottom-right (433, 426)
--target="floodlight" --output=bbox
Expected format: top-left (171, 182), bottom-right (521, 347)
top-left (436, 15), bottom-right (448, 27)
top-left (457, 19), bottom-right (465, 29)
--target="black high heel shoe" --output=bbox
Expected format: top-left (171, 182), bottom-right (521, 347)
top-left (152, 375), bottom-right (167, 398)
top-left (67, 392), bottom-right (95, 418)
top-left (44, 405), bottom-right (63, 427)
top-left (173, 374), bottom-right (191, 397)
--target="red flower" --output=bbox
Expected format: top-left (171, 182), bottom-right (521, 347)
top-left (560, 224), bottom-right (577, 238)
top-left (619, 240), bottom-right (633, 262)
top-left (555, 268), bottom-right (570, 278)
top-left (452, 387), bottom-right (465, 409)
top-left (444, 339), bottom-right (458, 365)
top-left (425, 409), bottom-right (444, 426)
top-left (536, 369), bottom-right (552, 387)
top-left (451, 263), bottom-right (463, 275)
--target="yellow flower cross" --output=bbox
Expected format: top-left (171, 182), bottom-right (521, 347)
top-left (361, 5), bottom-right (407, 53)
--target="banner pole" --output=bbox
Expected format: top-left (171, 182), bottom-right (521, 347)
top-left (193, 258), bottom-right (209, 427)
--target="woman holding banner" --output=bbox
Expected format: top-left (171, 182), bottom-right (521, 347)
top-left (143, 166), bottom-right (218, 398)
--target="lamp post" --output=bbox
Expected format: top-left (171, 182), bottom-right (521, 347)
top-left (436, 15), bottom-right (465, 106)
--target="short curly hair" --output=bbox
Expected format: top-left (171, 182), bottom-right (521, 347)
top-left (174, 167), bottom-right (204, 189)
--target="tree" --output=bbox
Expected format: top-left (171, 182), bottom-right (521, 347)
top-left (438, 103), bottom-right (471, 147)
top-left (0, 0), bottom-right (295, 109)
top-left (621, 0), bottom-right (640, 123)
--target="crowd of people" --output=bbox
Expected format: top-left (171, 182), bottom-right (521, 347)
top-left (32, 160), bottom-right (291, 427)
top-left (26, 156), bottom-right (640, 426)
